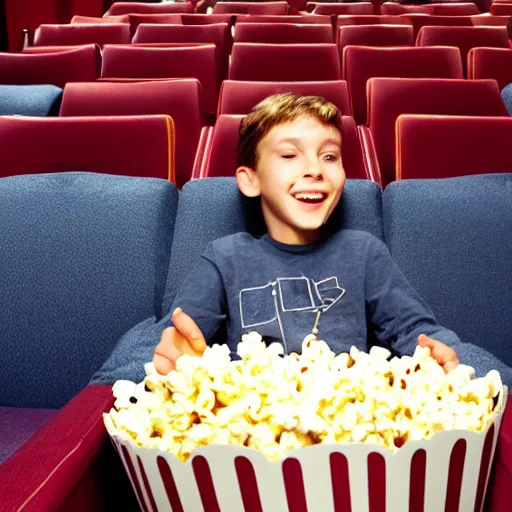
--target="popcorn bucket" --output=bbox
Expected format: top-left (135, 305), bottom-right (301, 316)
top-left (109, 387), bottom-right (507, 512)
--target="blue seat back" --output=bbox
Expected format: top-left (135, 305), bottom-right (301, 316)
top-left (0, 85), bottom-right (62, 116)
top-left (383, 174), bottom-right (512, 366)
top-left (0, 173), bottom-right (177, 408)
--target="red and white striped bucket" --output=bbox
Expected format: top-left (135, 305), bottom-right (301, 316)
top-left (110, 389), bottom-right (507, 512)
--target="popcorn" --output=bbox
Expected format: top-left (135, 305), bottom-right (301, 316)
top-left (104, 332), bottom-right (503, 462)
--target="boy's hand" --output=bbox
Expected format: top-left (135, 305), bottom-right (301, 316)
top-left (418, 334), bottom-right (459, 372)
top-left (153, 308), bottom-right (207, 375)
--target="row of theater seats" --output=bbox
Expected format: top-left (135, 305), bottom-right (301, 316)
top-left (1, 76), bottom-right (511, 188)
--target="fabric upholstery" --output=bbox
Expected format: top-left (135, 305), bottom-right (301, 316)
top-left (408, 15), bottom-right (474, 39)
top-left (132, 23), bottom-right (232, 83)
top-left (229, 43), bottom-right (341, 81)
top-left (382, 174), bottom-right (512, 367)
top-left (502, 83), bottom-right (512, 115)
top-left (470, 15), bottom-right (510, 27)
top-left (71, 14), bottom-right (130, 23)
top-left (60, 79), bottom-right (202, 188)
top-left (0, 44), bottom-right (100, 88)
top-left (343, 46), bottom-right (464, 125)
top-left (416, 26), bottom-right (509, 75)
top-left (101, 44), bottom-right (218, 114)
top-left (235, 14), bottom-right (331, 23)
top-left (380, 3), bottom-right (434, 14)
top-left (34, 23), bottom-right (131, 47)
top-left (213, 2), bottom-right (289, 14)
top-left (308, 2), bottom-right (374, 15)
top-left (0, 173), bottom-right (177, 408)
top-left (468, 48), bottom-right (512, 91)
top-left (218, 79), bottom-right (352, 116)
top-left (0, 407), bottom-right (58, 465)
top-left (367, 77), bottom-right (508, 187)
top-left (490, 3), bottom-right (512, 15)
top-left (431, 3), bottom-right (480, 15)
top-left (106, 1), bottom-right (194, 16)
top-left (395, 114), bottom-right (512, 180)
top-left (201, 114), bottom-right (369, 180)
top-left (0, 115), bottom-right (174, 181)
top-left (336, 14), bottom-right (412, 26)
top-left (0, 84), bottom-right (62, 116)
top-left (234, 22), bottom-right (333, 43)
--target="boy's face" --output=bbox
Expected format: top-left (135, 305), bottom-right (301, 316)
top-left (237, 115), bottom-right (346, 245)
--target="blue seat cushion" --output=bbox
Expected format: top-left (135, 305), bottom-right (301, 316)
top-left (0, 173), bottom-right (177, 408)
top-left (0, 407), bottom-right (58, 466)
top-left (383, 174), bottom-right (512, 366)
top-left (0, 85), bottom-right (62, 116)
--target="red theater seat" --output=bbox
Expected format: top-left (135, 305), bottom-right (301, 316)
top-left (101, 44), bottom-right (218, 115)
top-left (336, 14), bottom-right (412, 26)
top-left (179, 13), bottom-right (234, 24)
top-left (308, 2), bottom-right (374, 15)
top-left (416, 25), bottom-right (509, 75)
top-left (0, 115), bottom-right (174, 181)
top-left (235, 14), bottom-right (332, 23)
top-left (0, 44), bottom-right (100, 87)
top-left (396, 115), bottom-right (512, 180)
top-left (338, 24), bottom-right (414, 56)
top-left (431, 3), bottom-right (481, 15)
top-left (34, 23), bottom-right (131, 47)
top-left (132, 23), bottom-right (232, 83)
top-left (490, 3), bottom-right (512, 15)
top-left (60, 79), bottom-right (204, 188)
top-left (468, 47), bottom-right (512, 91)
top-left (234, 22), bottom-right (333, 43)
top-left (380, 3), bottom-right (434, 14)
top-left (229, 43), bottom-right (341, 81)
top-left (470, 14), bottom-right (510, 26)
top-left (106, 2), bottom-right (194, 16)
top-left (196, 114), bottom-right (378, 182)
top-left (407, 15), bottom-right (474, 39)
top-left (71, 15), bottom-right (130, 23)
top-left (218, 79), bottom-right (352, 115)
top-left (213, 2), bottom-right (289, 14)
top-left (342, 46), bottom-right (463, 125)
top-left (367, 77), bottom-right (508, 187)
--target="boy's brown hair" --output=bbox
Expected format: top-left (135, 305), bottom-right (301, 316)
top-left (236, 93), bottom-right (342, 169)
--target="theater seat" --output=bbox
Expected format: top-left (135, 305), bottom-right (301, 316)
top-left (367, 77), bottom-right (508, 187)
top-left (431, 3), bottom-right (481, 15)
top-left (395, 114), bottom-right (512, 180)
top-left (468, 47), bottom-right (512, 91)
top-left (407, 15), bottom-right (473, 39)
top-left (132, 23), bottom-right (232, 83)
top-left (0, 84), bottom-right (62, 116)
top-left (338, 24), bottom-right (414, 57)
top-left (0, 44), bottom-right (100, 87)
top-left (218, 80), bottom-right (352, 116)
top-left (213, 1), bottom-right (289, 14)
top-left (234, 22), bottom-right (333, 43)
top-left (229, 43), bottom-right (341, 81)
top-left (235, 14), bottom-right (332, 23)
top-left (490, 3), bottom-right (512, 15)
top-left (101, 44), bottom-right (218, 115)
top-left (343, 46), bottom-right (463, 125)
top-left (195, 114), bottom-right (379, 183)
top-left (336, 15), bottom-right (412, 26)
top-left (0, 115), bottom-right (174, 181)
top-left (416, 26), bottom-right (509, 75)
top-left (60, 80), bottom-right (204, 188)
top-left (380, 3), bottom-right (434, 14)
top-left (106, 1), bottom-right (194, 16)
top-left (71, 14), bottom-right (130, 23)
top-left (307, 2), bottom-right (374, 15)
top-left (34, 23), bottom-right (131, 47)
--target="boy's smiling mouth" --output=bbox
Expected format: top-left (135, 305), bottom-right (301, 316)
top-left (293, 191), bottom-right (328, 204)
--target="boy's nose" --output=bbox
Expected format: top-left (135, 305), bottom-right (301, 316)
top-left (304, 161), bottom-right (323, 180)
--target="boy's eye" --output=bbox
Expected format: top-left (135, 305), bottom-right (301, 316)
top-left (281, 154), bottom-right (296, 160)
top-left (324, 154), bottom-right (339, 162)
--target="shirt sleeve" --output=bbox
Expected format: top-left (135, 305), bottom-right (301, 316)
top-left (364, 236), bottom-right (461, 356)
top-left (167, 248), bottom-right (227, 346)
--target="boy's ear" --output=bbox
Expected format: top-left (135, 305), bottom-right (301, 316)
top-left (236, 166), bottom-right (261, 198)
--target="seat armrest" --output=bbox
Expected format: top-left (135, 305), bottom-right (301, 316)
top-left (358, 125), bottom-right (382, 186)
top-left (191, 126), bottom-right (213, 180)
top-left (0, 385), bottom-right (113, 512)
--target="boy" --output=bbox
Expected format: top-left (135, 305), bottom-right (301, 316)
top-left (153, 93), bottom-right (512, 383)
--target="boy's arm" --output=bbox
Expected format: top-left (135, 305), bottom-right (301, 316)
top-left (365, 237), bottom-right (512, 385)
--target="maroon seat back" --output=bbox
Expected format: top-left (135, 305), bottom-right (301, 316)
top-left (468, 47), bottom-right (512, 91)
top-left (431, 3), bottom-right (480, 15)
top-left (380, 3), bottom-right (434, 14)
top-left (0, 115), bottom-right (174, 181)
top-left (338, 24), bottom-right (414, 56)
top-left (180, 13), bottom-right (234, 24)
top-left (213, 2), bottom-right (289, 14)
top-left (230, 43), bottom-right (341, 81)
top-left (0, 45), bottom-right (100, 87)
top-left (407, 15), bottom-right (473, 39)
top-left (34, 24), bottom-right (131, 47)
top-left (71, 15), bottom-right (130, 23)
top-left (101, 44), bottom-right (218, 114)
top-left (234, 22), bottom-right (333, 43)
top-left (416, 26), bottom-right (509, 75)
top-left (61, 79), bottom-right (203, 188)
top-left (342, 46), bottom-right (464, 124)
top-left (203, 114), bottom-right (368, 179)
top-left (490, 3), bottom-right (512, 15)
top-left (235, 14), bottom-right (331, 23)
top-left (106, 2), bottom-right (194, 16)
top-left (396, 115), bottom-right (512, 180)
top-left (132, 23), bottom-right (232, 82)
top-left (470, 15), bottom-right (510, 27)
top-left (336, 15), bottom-right (412, 26)
top-left (368, 77), bottom-right (508, 187)
top-left (218, 79), bottom-right (352, 115)
top-left (308, 2), bottom-right (374, 15)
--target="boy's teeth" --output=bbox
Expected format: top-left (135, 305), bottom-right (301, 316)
top-left (295, 193), bottom-right (323, 200)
